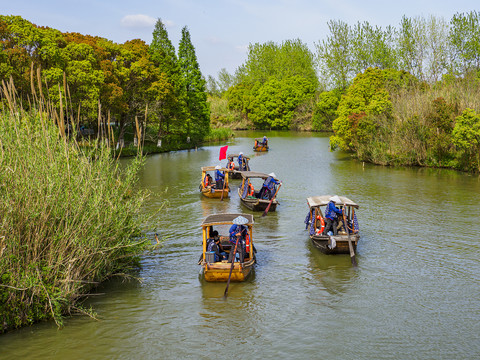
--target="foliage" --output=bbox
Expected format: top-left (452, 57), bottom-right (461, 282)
top-left (452, 108), bottom-right (480, 171)
top-left (225, 39), bottom-right (318, 129)
top-left (0, 102), bottom-right (152, 332)
top-left (330, 67), bottom-right (393, 151)
top-left (178, 26), bottom-right (210, 143)
top-left (316, 11), bottom-right (480, 89)
top-left (312, 89), bottom-right (342, 131)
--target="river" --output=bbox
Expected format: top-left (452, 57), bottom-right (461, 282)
top-left (1, 131), bottom-right (479, 359)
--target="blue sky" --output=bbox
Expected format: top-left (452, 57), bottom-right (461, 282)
top-left (2, 0), bottom-right (478, 78)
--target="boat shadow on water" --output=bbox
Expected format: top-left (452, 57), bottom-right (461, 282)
top-left (305, 240), bottom-right (359, 298)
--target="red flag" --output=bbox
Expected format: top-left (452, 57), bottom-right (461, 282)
top-left (219, 145), bottom-right (228, 161)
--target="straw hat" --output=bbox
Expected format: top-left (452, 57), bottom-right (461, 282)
top-left (329, 195), bottom-right (342, 203)
top-left (268, 172), bottom-right (277, 178)
top-left (215, 165), bottom-right (221, 169)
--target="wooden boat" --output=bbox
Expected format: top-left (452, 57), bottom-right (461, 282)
top-left (225, 153), bottom-right (250, 179)
top-left (253, 138), bottom-right (269, 152)
top-left (305, 195), bottom-right (360, 255)
top-left (199, 213), bottom-right (256, 282)
top-left (237, 171), bottom-right (280, 212)
top-left (199, 166), bottom-right (230, 198)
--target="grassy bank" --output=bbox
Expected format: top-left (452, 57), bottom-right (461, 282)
top-left (0, 104), bottom-right (152, 332)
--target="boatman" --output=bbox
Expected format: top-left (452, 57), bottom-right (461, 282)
top-left (322, 195), bottom-right (343, 236)
top-left (238, 152), bottom-right (246, 171)
top-left (214, 165), bottom-right (225, 189)
top-left (228, 224), bottom-right (246, 263)
top-left (262, 136), bottom-right (268, 146)
top-left (260, 173), bottom-right (280, 199)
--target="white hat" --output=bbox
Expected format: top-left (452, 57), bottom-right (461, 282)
top-left (329, 195), bottom-right (341, 203)
top-left (239, 152), bottom-right (243, 155)
top-left (215, 165), bottom-right (221, 169)
top-left (268, 172), bottom-right (276, 178)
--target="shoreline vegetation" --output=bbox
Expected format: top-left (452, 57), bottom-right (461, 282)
top-left (0, 79), bottom-right (157, 333)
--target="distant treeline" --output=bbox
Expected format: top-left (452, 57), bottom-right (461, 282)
top-left (0, 15), bottom-right (210, 148)
top-left (206, 11), bottom-right (480, 172)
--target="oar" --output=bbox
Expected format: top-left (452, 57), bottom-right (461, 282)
top-left (262, 182), bottom-right (281, 217)
top-left (220, 171), bottom-right (226, 201)
top-left (343, 213), bottom-right (357, 266)
top-left (224, 236), bottom-right (240, 299)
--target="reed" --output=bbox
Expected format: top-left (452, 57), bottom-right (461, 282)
top-left (0, 77), bottom-right (153, 332)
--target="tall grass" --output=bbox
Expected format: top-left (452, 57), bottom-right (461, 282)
top-left (0, 78), bottom-right (152, 332)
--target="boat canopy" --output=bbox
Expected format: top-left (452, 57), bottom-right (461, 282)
top-left (307, 195), bottom-right (359, 209)
top-left (239, 171), bottom-right (279, 181)
top-left (227, 154), bottom-right (250, 160)
top-left (201, 213), bottom-right (255, 227)
top-left (201, 166), bottom-right (229, 172)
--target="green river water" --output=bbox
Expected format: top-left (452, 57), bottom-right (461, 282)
top-left (1, 131), bottom-right (479, 359)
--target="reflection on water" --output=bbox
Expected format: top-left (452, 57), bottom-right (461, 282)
top-left (1, 131), bottom-right (479, 359)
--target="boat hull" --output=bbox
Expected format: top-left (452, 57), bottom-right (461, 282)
top-left (202, 259), bottom-right (255, 282)
top-left (310, 233), bottom-right (360, 254)
top-left (253, 145), bottom-right (268, 152)
top-left (201, 187), bottom-right (229, 198)
top-left (238, 188), bottom-right (277, 211)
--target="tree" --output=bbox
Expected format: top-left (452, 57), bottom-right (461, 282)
top-left (315, 20), bottom-right (353, 90)
top-left (449, 11), bottom-right (480, 75)
top-left (312, 89), bottom-right (342, 131)
top-left (178, 26), bottom-right (210, 143)
top-left (149, 18), bottom-right (187, 140)
top-left (452, 108), bottom-right (480, 171)
top-left (330, 67), bottom-right (393, 151)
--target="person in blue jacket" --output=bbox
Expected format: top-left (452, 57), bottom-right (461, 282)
top-left (259, 173), bottom-right (280, 199)
top-left (322, 195), bottom-right (343, 235)
top-left (238, 152), bottom-right (246, 171)
top-left (214, 165), bottom-right (225, 188)
top-left (228, 224), bottom-right (246, 263)
top-left (262, 136), bottom-right (268, 146)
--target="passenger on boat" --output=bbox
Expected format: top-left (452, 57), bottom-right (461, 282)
top-left (259, 173), bottom-right (280, 199)
top-left (238, 152), bottom-right (246, 171)
top-left (322, 195), bottom-right (343, 236)
top-left (215, 165), bottom-right (225, 188)
top-left (204, 174), bottom-right (214, 188)
top-left (207, 230), bottom-right (227, 261)
top-left (228, 224), bottom-right (246, 263)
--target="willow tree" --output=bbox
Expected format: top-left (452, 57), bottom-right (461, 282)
top-left (178, 26), bottom-right (210, 143)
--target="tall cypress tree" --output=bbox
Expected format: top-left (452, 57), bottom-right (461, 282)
top-left (149, 19), bottom-right (187, 140)
top-left (178, 26), bottom-right (210, 142)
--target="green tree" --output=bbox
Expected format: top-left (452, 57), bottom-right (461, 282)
top-left (178, 26), bottom-right (210, 143)
top-left (312, 89), bottom-right (342, 131)
top-left (449, 11), bottom-right (480, 75)
top-left (330, 67), bottom-right (393, 151)
top-left (150, 18), bottom-right (187, 140)
top-left (452, 108), bottom-right (480, 171)
top-left (248, 76), bottom-right (316, 129)
top-left (315, 20), bottom-right (353, 90)
top-left (351, 22), bottom-right (397, 73)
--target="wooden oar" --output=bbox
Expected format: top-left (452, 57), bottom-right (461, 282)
top-left (262, 182), bottom-right (281, 217)
top-left (220, 171), bottom-right (226, 201)
top-left (343, 213), bottom-right (357, 266)
top-left (224, 236), bottom-right (240, 299)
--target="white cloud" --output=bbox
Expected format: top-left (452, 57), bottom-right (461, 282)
top-left (120, 14), bottom-right (157, 29)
